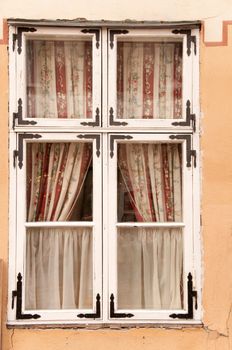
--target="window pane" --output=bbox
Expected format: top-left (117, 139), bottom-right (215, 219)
top-left (117, 227), bottom-right (183, 310)
top-left (26, 142), bottom-right (92, 222)
top-left (25, 227), bottom-right (93, 310)
top-left (26, 39), bottom-right (92, 119)
top-left (117, 143), bottom-right (182, 222)
top-left (117, 41), bottom-right (182, 119)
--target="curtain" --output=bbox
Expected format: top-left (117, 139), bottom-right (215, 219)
top-left (27, 40), bottom-right (92, 119)
top-left (118, 143), bottom-right (182, 222)
top-left (117, 143), bottom-right (183, 309)
top-left (26, 142), bottom-right (92, 310)
top-left (27, 142), bottom-right (92, 222)
top-left (117, 42), bottom-right (182, 119)
top-left (26, 227), bottom-right (92, 310)
top-left (118, 227), bottom-right (183, 309)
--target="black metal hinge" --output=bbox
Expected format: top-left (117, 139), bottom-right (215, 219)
top-left (110, 294), bottom-right (134, 318)
top-left (13, 27), bottom-right (37, 54)
top-left (109, 30), bottom-right (129, 49)
top-left (169, 273), bottom-right (198, 319)
top-left (169, 134), bottom-right (196, 167)
top-left (13, 133), bottom-right (42, 169)
top-left (110, 134), bottom-right (133, 158)
top-left (12, 273), bottom-right (41, 320)
top-left (77, 134), bottom-right (100, 157)
top-left (81, 29), bottom-right (100, 49)
top-left (77, 294), bottom-right (101, 319)
top-left (80, 108), bottom-right (100, 126)
top-left (172, 29), bottom-right (196, 56)
top-left (13, 98), bottom-right (37, 129)
top-left (172, 100), bottom-right (196, 131)
top-left (109, 107), bottom-right (128, 126)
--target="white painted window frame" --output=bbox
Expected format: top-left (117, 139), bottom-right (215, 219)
top-left (13, 27), bottom-right (101, 129)
top-left (108, 28), bottom-right (195, 130)
top-left (8, 24), bottom-right (201, 325)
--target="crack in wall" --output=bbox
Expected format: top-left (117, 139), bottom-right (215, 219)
top-left (10, 329), bottom-right (14, 350)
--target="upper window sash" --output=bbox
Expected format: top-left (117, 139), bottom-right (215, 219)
top-left (13, 27), bottom-right (101, 129)
top-left (108, 28), bottom-right (197, 130)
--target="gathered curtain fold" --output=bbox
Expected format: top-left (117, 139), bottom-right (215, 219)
top-left (27, 142), bottom-right (92, 222)
top-left (27, 40), bottom-right (92, 119)
top-left (117, 42), bottom-right (182, 119)
top-left (118, 143), bottom-right (182, 222)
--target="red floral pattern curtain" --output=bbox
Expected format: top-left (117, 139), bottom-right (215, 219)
top-left (27, 40), bottom-right (92, 119)
top-left (117, 42), bottom-right (182, 119)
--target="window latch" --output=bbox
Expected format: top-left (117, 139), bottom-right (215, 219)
top-left (169, 272), bottom-right (198, 319)
top-left (110, 294), bottom-right (134, 318)
top-left (12, 273), bottom-right (41, 320)
top-left (77, 294), bottom-right (101, 319)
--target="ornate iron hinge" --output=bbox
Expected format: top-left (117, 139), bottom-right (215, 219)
top-left (169, 134), bottom-right (196, 167)
top-left (13, 27), bottom-right (37, 54)
top-left (110, 294), bottom-right (134, 318)
top-left (77, 134), bottom-right (100, 157)
top-left (77, 294), bottom-right (101, 319)
top-left (169, 273), bottom-right (198, 319)
top-left (12, 273), bottom-right (41, 320)
top-left (80, 108), bottom-right (100, 126)
top-left (109, 30), bottom-right (129, 49)
top-left (13, 133), bottom-right (42, 169)
top-left (13, 98), bottom-right (37, 129)
top-left (110, 134), bottom-right (133, 158)
top-left (81, 29), bottom-right (100, 49)
top-left (172, 100), bottom-right (196, 131)
top-left (109, 107), bottom-right (128, 126)
top-left (172, 29), bottom-right (196, 56)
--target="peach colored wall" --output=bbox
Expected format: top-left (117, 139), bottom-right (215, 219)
top-left (0, 17), bottom-right (232, 350)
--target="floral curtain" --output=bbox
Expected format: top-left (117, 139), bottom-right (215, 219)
top-left (26, 142), bottom-right (93, 310)
top-left (118, 143), bottom-right (182, 222)
top-left (27, 142), bottom-right (92, 222)
top-left (117, 42), bottom-right (182, 119)
top-left (117, 143), bottom-right (183, 309)
top-left (27, 40), bottom-right (92, 119)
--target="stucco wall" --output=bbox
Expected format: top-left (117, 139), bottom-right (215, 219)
top-left (0, 1), bottom-right (232, 349)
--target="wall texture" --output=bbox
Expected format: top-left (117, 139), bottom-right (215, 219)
top-left (0, 1), bottom-right (232, 349)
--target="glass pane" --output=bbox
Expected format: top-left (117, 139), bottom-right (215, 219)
top-left (117, 41), bottom-right (182, 119)
top-left (117, 227), bottom-right (183, 310)
top-left (25, 227), bottom-right (93, 310)
top-left (117, 143), bottom-right (182, 222)
top-left (26, 142), bottom-right (92, 222)
top-left (26, 39), bottom-right (92, 119)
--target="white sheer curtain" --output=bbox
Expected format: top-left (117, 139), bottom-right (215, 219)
top-left (26, 227), bottom-right (92, 310)
top-left (117, 143), bottom-right (183, 309)
top-left (118, 227), bottom-right (183, 309)
top-left (117, 42), bottom-right (182, 119)
top-left (27, 40), bottom-right (92, 119)
top-left (26, 142), bottom-right (93, 310)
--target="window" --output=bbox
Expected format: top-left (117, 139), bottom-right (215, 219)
top-left (8, 23), bottom-right (201, 325)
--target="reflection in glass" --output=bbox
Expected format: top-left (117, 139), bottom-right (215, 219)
top-left (25, 227), bottom-right (93, 310)
top-left (26, 142), bottom-right (92, 222)
top-left (26, 40), bottom-right (92, 119)
top-left (117, 227), bottom-right (183, 310)
top-left (117, 42), bottom-right (182, 119)
top-left (117, 143), bottom-right (182, 222)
